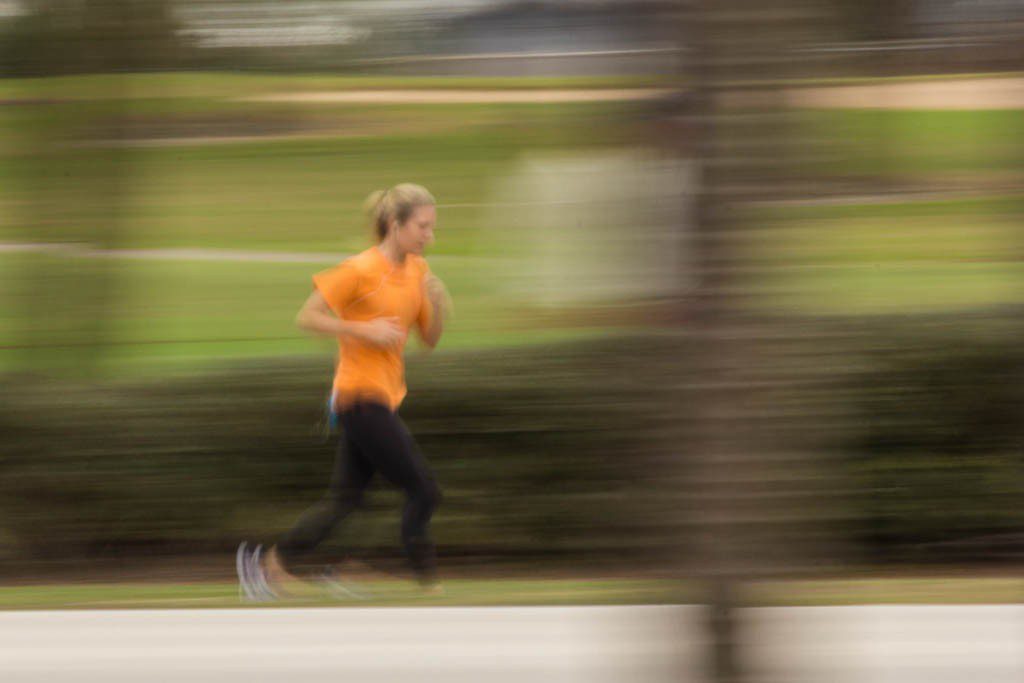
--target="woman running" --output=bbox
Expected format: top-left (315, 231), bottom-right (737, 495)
top-left (239, 183), bottom-right (450, 598)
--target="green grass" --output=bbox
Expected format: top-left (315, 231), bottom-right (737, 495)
top-left (5, 193), bottom-right (1024, 370)
top-left (755, 194), bottom-right (1024, 222)
top-left (748, 213), bottom-right (1020, 266)
top-left (0, 93), bottom-right (646, 377)
top-left (0, 251), bottom-right (619, 376)
top-left (4, 71), bottom-right (1024, 371)
top-left (0, 102), bottom-right (641, 251)
top-left (750, 262), bottom-right (1024, 315)
top-left (744, 577), bottom-right (1024, 606)
top-left (799, 108), bottom-right (1024, 176)
top-left (744, 194), bottom-right (1024, 315)
top-left (5, 107), bottom-right (1017, 252)
top-left (1, 577), bottom-right (1019, 610)
top-left (0, 579), bottom-right (683, 610)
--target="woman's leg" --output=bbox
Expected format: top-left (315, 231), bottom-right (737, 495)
top-left (342, 403), bottom-right (442, 586)
top-left (275, 429), bottom-right (376, 570)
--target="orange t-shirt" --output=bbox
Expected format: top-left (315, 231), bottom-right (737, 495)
top-left (313, 246), bottom-right (433, 411)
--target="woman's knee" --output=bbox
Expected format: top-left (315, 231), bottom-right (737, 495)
top-left (412, 479), bottom-right (442, 513)
top-left (427, 481), bottom-right (443, 510)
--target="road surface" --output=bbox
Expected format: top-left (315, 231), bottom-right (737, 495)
top-left (1, 605), bottom-right (1021, 682)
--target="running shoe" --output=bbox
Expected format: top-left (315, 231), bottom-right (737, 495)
top-left (235, 541), bottom-right (259, 602)
top-left (248, 544), bottom-right (279, 601)
top-left (236, 541), bottom-right (278, 602)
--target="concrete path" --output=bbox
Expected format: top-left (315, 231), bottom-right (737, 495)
top-left (1, 604), bottom-right (1021, 682)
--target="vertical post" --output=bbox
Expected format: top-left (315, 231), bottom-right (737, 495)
top-left (681, 2), bottom-right (836, 680)
top-left (688, 2), bottom-right (743, 680)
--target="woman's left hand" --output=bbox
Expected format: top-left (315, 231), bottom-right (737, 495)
top-left (425, 274), bottom-right (453, 318)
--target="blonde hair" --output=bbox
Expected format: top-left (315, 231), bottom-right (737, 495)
top-left (364, 183), bottom-right (436, 242)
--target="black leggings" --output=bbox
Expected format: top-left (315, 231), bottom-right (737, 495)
top-left (277, 402), bottom-right (441, 584)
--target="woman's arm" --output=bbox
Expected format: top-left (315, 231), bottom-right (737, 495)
top-left (419, 275), bottom-right (451, 349)
top-left (296, 290), bottom-right (403, 347)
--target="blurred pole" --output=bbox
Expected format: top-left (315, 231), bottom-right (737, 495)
top-left (683, 2), bottom-right (840, 681)
top-left (686, 1), bottom-right (743, 679)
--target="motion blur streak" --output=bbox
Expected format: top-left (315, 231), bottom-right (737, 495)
top-left (1, 2), bottom-right (1022, 682)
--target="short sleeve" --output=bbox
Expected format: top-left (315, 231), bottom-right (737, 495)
top-left (312, 262), bottom-right (359, 316)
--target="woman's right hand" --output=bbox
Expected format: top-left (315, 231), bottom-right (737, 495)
top-left (356, 317), bottom-right (405, 348)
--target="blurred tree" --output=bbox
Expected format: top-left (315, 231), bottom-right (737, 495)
top-left (837, 0), bottom-right (917, 41)
top-left (6, 1), bottom-right (153, 375)
top-left (2, 0), bottom-right (186, 76)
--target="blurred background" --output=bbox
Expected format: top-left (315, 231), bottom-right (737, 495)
top-left (0, 0), bottom-right (1022, 677)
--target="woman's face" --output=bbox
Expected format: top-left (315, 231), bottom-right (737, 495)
top-left (394, 204), bottom-right (436, 256)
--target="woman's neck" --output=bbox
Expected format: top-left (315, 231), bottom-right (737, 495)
top-left (378, 237), bottom-right (407, 266)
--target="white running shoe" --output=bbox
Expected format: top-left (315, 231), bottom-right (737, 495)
top-left (235, 542), bottom-right (258, 602)
top-left (236, 542), bottom-right (277, 603)
top-left (249, 544), bottom-right (279, 601)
